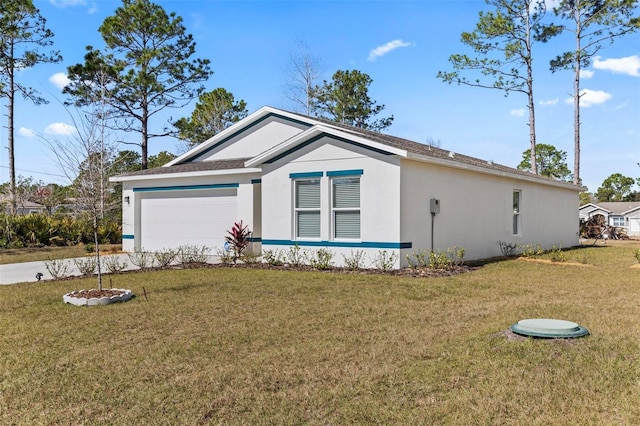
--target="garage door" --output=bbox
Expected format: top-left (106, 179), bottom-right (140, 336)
top-left (139, 188), bottom-right (237, 252)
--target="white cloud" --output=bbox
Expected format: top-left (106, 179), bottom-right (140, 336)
top-left (539, 98), bottom-right (559, 106)
top-left (48, 0), bottom-right (87, 7)
top-left (510, 108), bottom-right (526, 117)
top-left (368, 39), bottom-right (412, 61)
top-left (19, 127), bottom-right (36, 138)
top-left (593, 55), bottom-right (640, 77)
top-left (580, 69), bottom-right (594, 79)
top-left (565, 89), bottom-right (612, 107)
top-left (49, 72), bottom-right (70, 90)
top-left (45, 123), bottom-right (76, 135)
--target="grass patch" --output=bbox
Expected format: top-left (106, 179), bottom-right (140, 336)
top-left (0, 244), bottom-right (121, 265)
top-left (0, 243), bottom-right (639, 423)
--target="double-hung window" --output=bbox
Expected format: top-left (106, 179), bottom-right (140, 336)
top-left (332, 176), bottom-right (361, 239)
top-left (611, 216), bottom-right (625, 227)
top-left (294, 179), bottom-right (321, 238)
top-left (513, 190), bottom-right (521, 235)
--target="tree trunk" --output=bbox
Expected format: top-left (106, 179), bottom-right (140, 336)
top-left (573, 0), bottom-right (581, 185)
top-left (525, 3), bottom-right (537, 175)
top-left (141, 107), bottom-right (148, 169)
top-left (8, 41), bottom-right (17, 215)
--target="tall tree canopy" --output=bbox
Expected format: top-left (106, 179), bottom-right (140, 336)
top-left (0, 0), bottom-right (61, 214)
top-left (312, 69), bottom-right (393, 131)
top-left (540, 0), bottom-right (639, 185)
top-left (64, 0), bottom-right (212, 169)
top-left (595, 173), bottom-right (636, 202)
top-left (517, 143), bottom-right (573, 181)
top-left (172, 88), bottom-right (248, 147)
top-left (437, 0), bottom-right (550, 175)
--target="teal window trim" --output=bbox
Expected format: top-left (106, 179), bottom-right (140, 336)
top-left (122, 234), bottom-right (134, 240)
top-left (326, 169), bottom-right (364, 177)
top-left (251, 179), bottom-right (262, 184)
top-left (289, 171), bottom-right (323, 179)
top-left (262, 239), bottom-right (411, 249)
top-left (133, 183), bottom-right (239, 192)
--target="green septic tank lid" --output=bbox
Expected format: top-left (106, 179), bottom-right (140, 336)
top-left (511, 318), bottom-right (589, 338)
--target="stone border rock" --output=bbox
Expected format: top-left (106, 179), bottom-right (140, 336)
top-left (63, 288), bottom-right (134, 306)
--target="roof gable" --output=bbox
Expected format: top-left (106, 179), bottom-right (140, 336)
top-left (168, 107), bottom-right (316, 165)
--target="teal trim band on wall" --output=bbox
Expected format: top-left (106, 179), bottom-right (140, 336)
top-left (251, 179), bottom-right (262, 184)
top-left (248, 237), bottom-right (262, 242)
top-left (289, 172), bottom-right (323, 179)
top-left (262, 239), bottom-right (411, 249)
top-left (326, 169), bottom-right (364, 177)
top-left (122, 234), bottom-right (134, 240)
top-left (133, 183), bottom-right (239, 192)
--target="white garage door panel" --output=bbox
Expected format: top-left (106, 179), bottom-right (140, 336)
top-left (140, 189), bottom-right (237, 251)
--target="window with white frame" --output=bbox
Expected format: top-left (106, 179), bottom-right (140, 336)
top-left (513, 190), bottom-right (521, 235)
top-left (332, 177), bottom-right (360, 239)
top-left (294, 179), bottom-right (321, 238)
top-left (611, 216), bottom-right (625, 227)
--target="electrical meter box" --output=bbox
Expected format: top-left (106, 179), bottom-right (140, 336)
top-left (430, 198), bottom-right (440, 214)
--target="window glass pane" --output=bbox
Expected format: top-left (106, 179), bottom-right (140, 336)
top-left (513, 214), bottom-right (518, 235)
top-left (297, 211), bottom-right (320, 238)
top-left (333, 178), bottom-right (360, 208)
top-left (335, 211), bottom-right (360, 239)
top-left (513, 191), bottom-right (520, 213)
top-left (296, 180), bottom-right (320, 208)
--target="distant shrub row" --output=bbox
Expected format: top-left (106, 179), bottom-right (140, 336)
top-left (0, 213), bottom-right (121, 248)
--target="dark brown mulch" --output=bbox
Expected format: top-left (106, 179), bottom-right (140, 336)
top-left (205, 262), bottom-right (479, 278)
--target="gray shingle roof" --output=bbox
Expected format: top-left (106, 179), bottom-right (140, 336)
top-left (114, 107), bottom-right (577, 187)
top-left (115, 158), bottom-right (251, 178)
top-left (595, 202), bottom-right (640, 215)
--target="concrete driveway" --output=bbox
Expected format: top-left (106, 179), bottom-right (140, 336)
top-left (0, 254), bottom-right (135, 285)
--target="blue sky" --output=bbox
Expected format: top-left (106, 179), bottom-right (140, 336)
top-left (1, 0), bottom-right (639, 193)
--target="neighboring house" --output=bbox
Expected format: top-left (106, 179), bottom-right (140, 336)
top-left (579, 202), bottom-right (640, 237)
top-left (0, 196), bottom-right (47, 215)
top-left (111, 106), bottom-right (582, 268)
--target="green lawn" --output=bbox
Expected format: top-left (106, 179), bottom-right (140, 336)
top-left (1, 242), bottom-right (639, 424)
top-left (0, 244), bottom-right (121, 265)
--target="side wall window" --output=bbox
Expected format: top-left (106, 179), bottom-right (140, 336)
top-left (295, 179), bottom-right (321, 238)
top-left (513, 190), bottom-right (521, 235)
top-left (332, 177), bottom-right (360, 239)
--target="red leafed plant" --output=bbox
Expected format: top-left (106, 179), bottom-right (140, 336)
top-left (225, 221), bottom-right (251, 262)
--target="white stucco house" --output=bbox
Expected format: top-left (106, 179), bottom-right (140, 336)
top-left (111, 106), bottom-right (583, 268)
top-left (579, 202), bottom-right (640, 237)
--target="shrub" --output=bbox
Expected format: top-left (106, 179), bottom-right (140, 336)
top-left (74, 256), bottom-right (97, 276)
top-left (44, 258), bottom-right (71, 280)
top-left (309, 248), bottom-right (334, 270)
top-left (153, 248), bottom-right (177, 267)
top-left (497, 240), bottom-right (518, 257)
top-left (371, 250), bottom-right (398, 271)
top-left (343, 250), bottom-right (366, 270)
top-left (429, 250), bottom-right (453, 269)
top-left (225, 221), bottom-right (251, 263)
top-left (635, 249), bottom-right (640, 264)
top-left (128, 248), bottom-right (154, 269)
top-left (102, 255), bottom-right (128, 274)
top-left (549, 244), bottom-right (566, 262)
top-left (263, 249), bottom-right (285, 266)
top-left (215, 247), bottom-right (234, 265)
top-left (406, 249), bottom-right (429, 268)
top-left (177, 245), bottom-right (211, 265)
top-left (520, 243), bottom-right (543, 258)
top-left (285, 244), bottom-right (308, 267)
